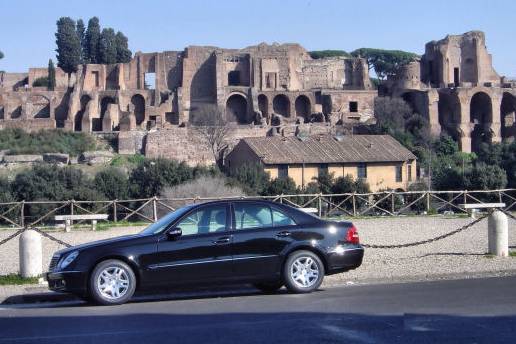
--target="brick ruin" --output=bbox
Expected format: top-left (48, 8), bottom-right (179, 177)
top-left (0, 32), bottom-right (515, 164)
top-left (0, 42), bottom-right (376, 164)
top-left (386, 31), bottom-right (516, 152)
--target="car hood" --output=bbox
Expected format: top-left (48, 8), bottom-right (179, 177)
top-left (55, 233), bottom-right (145, 256)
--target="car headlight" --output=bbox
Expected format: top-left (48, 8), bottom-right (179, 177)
top-left (59, 251), bottom-right (79, 269)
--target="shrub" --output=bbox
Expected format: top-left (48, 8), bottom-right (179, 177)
top-left (228, 163), bottom-right (270, 195)
top-left (0, 128), bottom-right (96, 156)
top-left (330, 175), bottom-right (371, 211)
top-left (32, 76), bottom-right (49, 87)
top-left (12, 164), bottom-right (104, 221)
top-left (467, 163), bottom-right (507, 191)
top-left (129, 158), bottom-right (193, 198)
top-left (161, 176), bottom-right (245, 200)
top-left (262, 177), bottom-right (297, 196)
top-left (94, 167), bottom-right (129, 200)
top-left (110, 154), bottom-right (146, 167)
top-left (158, 176), bottom-right (245, 214)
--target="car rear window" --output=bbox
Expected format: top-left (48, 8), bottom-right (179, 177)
top-left (234, 203), bottom-right (273, 230)
top-left (272, 208), bottom-right (296, 226)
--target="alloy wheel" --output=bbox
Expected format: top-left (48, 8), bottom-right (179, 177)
top-left (290, 256), bottom-right (319, 288)
top-left (97, 266), bottom-right (130, 300)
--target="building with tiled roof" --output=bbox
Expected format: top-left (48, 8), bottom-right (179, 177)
top-left (226, 135), bottom-right (417, 192)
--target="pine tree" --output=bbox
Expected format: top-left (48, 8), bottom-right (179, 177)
top-left (76, 19), bottom-right (86, 64)
top-left (84, 17), bottom-right (101, 63)
top-left (48, 59), bottom-right (56, 91)
top-left (98, 28), bottom-right (117, 64)
top-left (55, 17), bottom-right (81, 75)
top-left (115, 31), bottom-right (132, 63)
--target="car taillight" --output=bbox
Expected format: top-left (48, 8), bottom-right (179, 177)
top-left (346, 225), bottom-right (360, 244)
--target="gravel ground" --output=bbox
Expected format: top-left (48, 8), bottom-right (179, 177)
top-left (0, 215), bottom-right (515, 285)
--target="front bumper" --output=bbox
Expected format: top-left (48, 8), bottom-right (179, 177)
top-left (46, 270), bottom-right (88, 294)
top-left (326, 245), bottom-right (364, 274)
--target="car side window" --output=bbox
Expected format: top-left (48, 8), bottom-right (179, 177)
top-left (234, 203), bottom-right (273, 230)
top-left (175, 205), bottom-right (227, 236)
top-left (272, 208), bottom-right (297, 227)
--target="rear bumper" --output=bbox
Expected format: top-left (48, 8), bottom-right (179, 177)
top-left (46, 271), bottom-right (88, 295)
top-left (326, 245), bottom-right (364, 274)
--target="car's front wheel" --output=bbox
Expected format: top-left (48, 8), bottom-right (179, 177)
top-left (283, 250), bottom-right (324, 293)
top-left (89, 259), bottom-right (136, 305)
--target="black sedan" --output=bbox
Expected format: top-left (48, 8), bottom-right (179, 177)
top-left (46, 200), bottom-right (364, 305)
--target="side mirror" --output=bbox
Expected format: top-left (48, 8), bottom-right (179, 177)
top-left (166, 227), bottom-right (182, 240)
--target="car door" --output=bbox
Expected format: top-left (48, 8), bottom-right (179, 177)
top-left (230, 202), bottom-right (296, 280)
top-left (148, 203), bottom-right (233, 285)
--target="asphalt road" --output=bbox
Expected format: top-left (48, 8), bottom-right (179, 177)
top-left (1, 276), bottom-right (516, 344)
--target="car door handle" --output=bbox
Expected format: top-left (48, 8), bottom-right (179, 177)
top-left (213, 237), bottom-right (231, 245)
top-left (276, 231), bottom-right (291, 237)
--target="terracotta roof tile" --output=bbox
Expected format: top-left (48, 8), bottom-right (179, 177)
top-left (240, 135), bottom-right (416, 164)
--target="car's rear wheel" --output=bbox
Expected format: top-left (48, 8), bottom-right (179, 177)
top-left (253, 281), bottom-right (283, 293)
top-left (283, 250), bottom-right (324, 293)
top-left (89, 259), bottom-right (136, 305)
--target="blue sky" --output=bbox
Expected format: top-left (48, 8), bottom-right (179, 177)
top-left (1, 0), bottom-right (515, 75)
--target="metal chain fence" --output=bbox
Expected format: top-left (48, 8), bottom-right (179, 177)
top-left (0, 227), bottom-right (72, 249)
top-left (0, 207), bottom-right (513, 251)
top-left (361, 211), bottom-right (492, 249)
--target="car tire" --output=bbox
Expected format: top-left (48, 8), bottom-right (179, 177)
top-left (253, 281), bottom-right (283, 293)
top-left (283, 250), bottom-right (324, 293)
top-left (89, 259), bottom-right (136, 305)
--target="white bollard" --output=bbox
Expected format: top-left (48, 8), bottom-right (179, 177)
top-left (91, 219), bottom-right (97, 231)
top-left (488, 210), bottom-right (509, 257)
top-left (19, 230), bottom-right (43, 278)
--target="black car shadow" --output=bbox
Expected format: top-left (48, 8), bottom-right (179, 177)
top-left (2, 284), bottom-right (302, 308)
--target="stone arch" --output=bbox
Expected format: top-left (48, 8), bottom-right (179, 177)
top-left (98, 96), bottom-right (116, 131)
top-left (470, 92), bottom-right (493, 151)
top-left (131, 94), bottom-right (146, 126)
top-left (295, 95), bottom-right (311, 120)
top-left (75, 95), bottom-right (91, 131)
top-left (226, 93), bottom-right (248, 124)
top-left (273, 94), bottom-right (290, 117)
top-left (438, 92), bottom-right (462, 141)
top-left (258, 94), bottom-right (268, 120)
top-left (500, 92), bottom-right (516, 142)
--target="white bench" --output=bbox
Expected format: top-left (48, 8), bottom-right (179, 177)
top-left (460, 203), bottom-right (505, 218)
top-left (55, 214), bottom-right (109, 232)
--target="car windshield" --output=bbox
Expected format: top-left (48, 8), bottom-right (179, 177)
top-left (139, 204), bottom-right (195, 235)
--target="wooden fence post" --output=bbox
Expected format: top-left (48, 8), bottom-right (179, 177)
top-left (113, 200), bottom-right (117, 223)
top-left (352, 193), bottom-right (356, 217)
top-left (391, 192), bottom-right (395, 214)
top-left (318, 193), bottom-right (322, 217)
top-left (426, 192), bottom-right (430, 213)
top-left (70, 200), bottom-right (75, 229)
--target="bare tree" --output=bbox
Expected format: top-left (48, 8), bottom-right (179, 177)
top-left (190, 104), bottom-right (230, 168)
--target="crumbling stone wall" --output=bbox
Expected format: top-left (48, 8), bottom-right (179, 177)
top-left (386, 31), bottom-right (516, 152)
